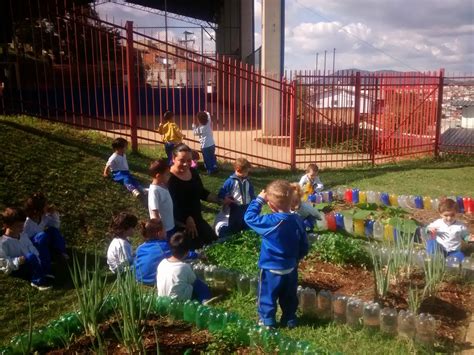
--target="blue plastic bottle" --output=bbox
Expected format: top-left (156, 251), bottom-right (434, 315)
top-left (364, 220), bottom-right (374, 238)
top-left (414, 196), bottom-right (424, 209)
top-left (456, 196), bottom-right (465, 213)
top-left (380, 192), bottom-right (390, 206)
top-left (334, 213), bottom-right (344, 230)
top-left (352, 189), bottom-right (360, 204)
top-left (328, 190), bottom-right (333, 202)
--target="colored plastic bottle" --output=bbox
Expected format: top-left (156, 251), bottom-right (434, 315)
top-left (389, 194), bottom-right (398, 207)
top-left (168, 300), bottom-right (184, 320)
top-left (316, 290), bottom-right (332, 320)
top-left (380, 307), bottom-right (398, 336)
top-left (335, 213), bottom-right (344, 230)
top-left (327, 190), bottom-right (333, 202)
top-left (332, 294), bottom-right (348, 324)
top-left (352, 188), bottom-right (360, 204)
top-left (353, 219), bottom-right (365, 237)
top-left (414, 195), bottom-right (424, 209)
top-left (183, 300), bottom-right (200, 323)
top-left (279, 338), bottom-right (298, 354)
top-left (456, 196), bottom-right (465, 213)
top-left (343, 215), bottom-right (353, 234)
top-left (358, 190), bottom-right (367, 204)
top-left (363, 302), bottom-right (381, 331)
top-left (398, 310), bottom-right (416, 339)
top-left (380, 192), bottom-right (390, 206)
top-left (237, 275), bottom-right (250, 294)
top-left (415, 313), bottom-right (436, 348)
top-left (346, 297), bottom-right (364, 329)
top-left (464, 197), bottom-right (473, 214)
top-left (423, 196), bottom-right (432, 210)
top-left (262, 330), bottom-right (281, 353)
top-left (345, 189), bottom-right (353, 203)
top-left (195, 305), bottom-right (210, 330)
top-left (326, 212), bottom-right (337, 232)
top-left (208, 310), bottom-right (227, 332)
top-left (364, 219), bottom-right (374, 238)
top-left (384, 223), bottom-right (394, 242)
top-left (249, 326), bottom-right (264, 348)
top-left (300, 287), bottom-right (317, 316)
top-left (373, 220), bottom-right (384, 241)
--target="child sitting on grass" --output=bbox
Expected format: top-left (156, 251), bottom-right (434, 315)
top-left (298, 163), bottom-right (324, 195)
top-left (192, 111), bottom-right (218, 174)
top-left (156, 111), bottom-right (185, 165)
top-left (23, 192), bottom-right (68, 278)
top-left (156, 232), bottom-right (212, 303)
top-left (106, 212), bottom-right (138, 273)
top-left (290, 183), bottom-right (322, 231)
top-left (426, 198), bottom-right (471, 261)
top-left (0, 207), bottom-right (51, 291)
top-left (103, 137), bottom-right (143, 198)
top-left (244, 180), bottom-right (309, 328)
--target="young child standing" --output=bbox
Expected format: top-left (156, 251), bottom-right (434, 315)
top-left (156, 232), bottom-right (211, 303)
top-left (192, 111), bottom-right (217, 174)
top-left (214, 158), bottom-right (255, 238)
top-left (156, 111), bottom-right (184, 165)
top-left (426, 198), bottom-right (471, 261)
top-left (106, 212), bottom-right (138, 273)
top-left (299, 163), bottom-right (324, 194)
top-left (290, 183), bottom-right (322, 231)
top-left (0, 207), bottom-right (51, 290)
top-left (244, 180), bottom-right (309, 328)
top-left (103, 137), bottom-right (143, 198)
top-left (148, 158), bottom-right (176, 238)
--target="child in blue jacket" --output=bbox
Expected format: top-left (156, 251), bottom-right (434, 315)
top-left (244, 180), bottom-right (309, 328)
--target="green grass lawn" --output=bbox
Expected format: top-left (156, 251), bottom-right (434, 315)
top-left (0, 115), bottom-right (473, 351)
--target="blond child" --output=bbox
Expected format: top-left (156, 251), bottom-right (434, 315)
top-left (156, 111), bottom-right (184, 165)
top-left (290, 183), bottom-right (322, 231)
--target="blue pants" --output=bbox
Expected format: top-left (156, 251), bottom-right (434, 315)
top-left (164, 142), bottom-right (175, 165)
top-left (202, 145), bottom-right (217, 174)
top-left (31, 227), bottom-right (66, 274)
top-left (11, 252), bottom-right (47, 285)
top-left (258, 268), bottom-right (298, 327)
top-left (303, 216), bottom-right (316, 231)
top-left (192, 278), bottom-right (212, 303)
top-left (112, 170), bottom-right (142, 193)
top-left (426, 239), bottom-right (465, 261)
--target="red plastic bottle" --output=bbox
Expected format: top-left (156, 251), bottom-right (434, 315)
top-left (345, 189), bottom-right (353, 203)
top-left (465, 197), bottom-right (473, 214)
top-left (326, 212), bottom-right (337, 231)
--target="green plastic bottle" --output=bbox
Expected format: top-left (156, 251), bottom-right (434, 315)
top-left (208, 310), bottom-right (227, 332)
top-left (249, 326), bottom-right (264, 348)
top-left (263, 330), bottom-right (280, 352)
top-left (195, 305), bottom-right (210, 330)
top-left (236, 319), bottom-right (251, 344)
top-left (249, 277), bottom-right (259, 296)
top-left (237, 275), bottom-right (250, 294)
top-left (168, 299), bottom-right (184, 320)
top-left (183, 300), bottom-right (200, 323)
top-left (278, 337), bottom-right (297, 354)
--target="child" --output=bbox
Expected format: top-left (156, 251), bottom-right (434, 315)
top-left (103, 137), bottom-right (143, 198)
top-left (135, 219), bottom-right (198, 285)
top-left (426, 198), bottom-right (470, 261)
top-left (214, 158), bottom-right (255, 238)
top-left (156, 232), bottom-right (211, 303)
top-left (148, 158), bottom-right (176, 238)
top-left (156, 111), bottom-right (185, 165)
top-left (23, 192), bottom-right (68, 277)
top-left (192, 111), bottom-right (217, 174)
top-left (190, 150), bottom-right (200, 169)
top-left (106, 212), bottom-right (138, 273)
top-left (290, 183), bottom-right (322, 231)
top-left (0, 207), bottom-right (51, 290)
top-left (299, 163), bottom-right (324, 194)
top-left (244, 180), bottom-right (309, 328)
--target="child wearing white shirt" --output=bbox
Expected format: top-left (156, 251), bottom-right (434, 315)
top-left (106, 212), bottom-right (138, 273)
top-left (156, 232), bottom-right (211, 303)
top-left (192, 111), bottom-right (218, 174)
top-left (426, 198), bottom-right (470, 261)
top-left (298, 163), bottom-right (324, 194)
top-left (290, 183), bottom-right (322, 231)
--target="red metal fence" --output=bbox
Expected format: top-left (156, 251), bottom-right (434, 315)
top-left (0, 1), bottom-right (472, 169)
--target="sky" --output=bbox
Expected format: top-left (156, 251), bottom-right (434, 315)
top-left (96, 0), bottom-right (474, 74)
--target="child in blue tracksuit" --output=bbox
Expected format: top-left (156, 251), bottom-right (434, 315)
top-left (244, 180), bottom-right (309, 328)
top-left (135, 219), bottom-right (198, 285)
top-left (214, 158), bottom-right (255, 238)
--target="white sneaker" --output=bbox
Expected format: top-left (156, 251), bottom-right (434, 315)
top-left (202, 295), bottom-right (223, 306)
top-left (31, 282), bottom-right (52, 291)
top-left (132, 189), bottom-right (141, 198)
top-left (45, 274), bottom-right (55, 279)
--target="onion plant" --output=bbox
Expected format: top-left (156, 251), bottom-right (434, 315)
top-left (407, 284), bottom-right (422, 314)
top-left (370, 247), bottom-right (393, 301)
top-left (387, 228), bottom-right (416, 283)
top-left (423, 249), bottom-right (446, 298)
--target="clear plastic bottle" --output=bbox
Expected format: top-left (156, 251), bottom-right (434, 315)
top-left (237, 275), bottom-right (250, 294)
top-left (363, 302), bottom-right (381, 331)
top-left (462, 258), bottom-right (474, 281)
top-left (204, 265), bottom-right (216, 286)
top-left (373, 220), bottom-right (384, 241)
top-left (316, 213), bottom-right (328, 231)
top-left (346, 297), bottom-right (364, 329)
top-left (397, 310), bottom-right (416, 339)
top-left (316, 289), bottom-right (332, 320)
top-left (335, 187), bottom-right (345, 201)
top-left (249, 277), bottom-right (259, 296)
top-left (332, 294), bottom-right (348, 324)
top-left (415, 313), bottom-right (436, 348)
top-left (431, 198), bottom-right (440, 211)
top-left (300, 287), bottom-right (317, 316)
top-left (367, 191), bottom-right (377, 203)
top-left (192, 262), bottom-right (205, 280)
top-left (445, 256), bottom-right (461, 277)
top-left (407, 195), bottom-right (417, 209)
top-left (343, 215), bottom-right (353, 234)
top-left (380, 307), bottom-right (398, 336)
top-left (397, 195), bottom-right (408, 209)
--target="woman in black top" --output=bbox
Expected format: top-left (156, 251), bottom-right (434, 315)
top-left (168, 144), bottom-right (219, 249)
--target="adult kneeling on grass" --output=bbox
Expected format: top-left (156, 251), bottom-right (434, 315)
top-left (168, 144), bottom-right (219, 249)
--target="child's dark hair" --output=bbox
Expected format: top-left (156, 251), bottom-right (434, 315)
top-left (234, 158), bottom-right (251, 171)
top-left (112, 137), bottom-right (128, 150)
top-left (24, 192), bottom-right (47, 218)
top-left (139, 219), bottom-right (163, 240)
top-left (306, 163), bottom-right (319, 173)
top-left (172, 143), bottom-right (192, 157)
top-left (163, 111), bottom-right (174, 121)
top-left (191, 150), bottom-right (200, 161)
top-left (169, 232), bottom-right (190, 259)
top-left (438, 198), bottom-right (458, 213)
top-left (197, 111), bottom-right (209, 125)
top-left (1, 207), bottom-right (27, 228)
top-left (109, 212), bottom-right (138, 236)
top-left (149, 158), bottom-right (169, 177)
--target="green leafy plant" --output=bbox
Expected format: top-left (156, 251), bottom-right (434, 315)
top-left (423, 250), bottom-right (446, 298)
top-left (408, 285), bottom-right (423, 314)
top-left (370, 247), bottom-right (393, 300)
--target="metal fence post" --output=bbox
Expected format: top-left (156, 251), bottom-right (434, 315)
top-left (289, 80), bottom-right (297, 170)
top-left (434, 69), bottom-right (445, 157)
top-left (125, 21), bottom-right (138, 152)
top-left (354, 71), bottom-right (361, 129)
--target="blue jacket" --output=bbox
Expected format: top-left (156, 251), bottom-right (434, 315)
top-left (134, 240), bottom-right (198, 285)
top-left (218, 173), bottom-right (255, 205)
top-left (244, 197), bottom-right (309, 270)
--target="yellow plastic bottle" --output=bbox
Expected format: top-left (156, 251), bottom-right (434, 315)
top-left (423, 197), bottom-right (432, 210)
top-left (359, 191), bottom-right (367, 204)
top-left (354, 219), bottom-right (365, 236)
top-left (389, 194), bottom-right (399, 207)
top-left (384, 224), bottom-right (394, 242)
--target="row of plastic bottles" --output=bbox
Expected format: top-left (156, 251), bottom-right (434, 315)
top-left (331, 187), bottom-right (473, 214)
top-left (297, 287), bottom-right (437, 347)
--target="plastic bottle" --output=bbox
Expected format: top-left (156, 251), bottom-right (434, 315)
top-left (423, 196), bottom-right (432, 210)
top-left (195, 305), bottom-right (210, 329)
top-left (373, 220), bottom-right (384, 241)
top-left (380, 192), bottom-right (390, 206)
top-left (346, 297), bottom-right (364, 329)
top-left (389, 194), bottom-right (398, 207)
top-left (363, 302), bottom-right (381, 331)
top-left (322, 191), bottom-right (329, 202)
top-left (431, 198), bottom-right (440, 211)
top-left (262, 330), bottom-right (281, 353)
top-left (249, 277), bottom-right (259, 296)
top-left (380, 307), bottom-right (398, 336)
top-left (300, 287), bottom-right (317, 316)
top-left (168, 299), bottom-right (184, 320)
top-left (316, 213), bottom-right (328, 231)
top-left (384, 223), bottom-right (394, 243)
top-left (249, 326), bottom-right (264, 348)
top-left (332, 294), bottom-right (348, 324)
top-left (462, 258), bottom-right (474, 281)
top-left (335, 187), bottom-right (345, 201)
top-left (214, 268), bottom-right (227, 290)
top-left (278, 338), bottom-right (298, 353)
top-left (366, 191), bottom-right (377, 203)
top-left (445, 256), bottom-right (460, 277)
top-left (406, 195), bottom-right (417, 209)
top-left (327, 190), bottom-right (334, 202)
top-left (415, 313), bottom-right (436, 348)
top-left (464, 197), bottom-right (473, 214)
top-left (326, 212), bottom-right (337, 232)
top-left (208, 310), bottom-right (228, 332)
top-left (316, 290), bottom-right (332, 320)
top-left (237, 275), bottom-right (250, 294)
top-left (359, 190), bottom-right (367, 204)
top-left (397, 195), bottom-right (408, 209)
top-left (353, 219), bottom-right (365, 237)
top-left (414, 196), bottom-right (424, 209)
top-left (345, 189), bottom-right (353, 203)
top-left (343, 215), bottom-right (353, 234)
top-left (335, 213), bottom-right (344, 230)
top-left (364, 219), bottom-right (374, 238)
top-left (226, 271), bottom-right (238, 291)
top-left (183, 300), bottom-right (200, 323)
top-left (204, 265), bottom-right (216, 286)
top-left (192, 262), bottom-right (206, 280)
top-left (352, 188), bottom-right (360, 204)
top-left (456, 196), bottom-right (465, 213)
top-left (297, 285), bottom-right (304, 309)
top-left (397, 310), bottom-right (416, 339)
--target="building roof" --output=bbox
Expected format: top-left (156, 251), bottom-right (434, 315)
top-left (452, 100), bottom-right (474, 107)
top-left (440, 128), bottom-right (474, 154)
